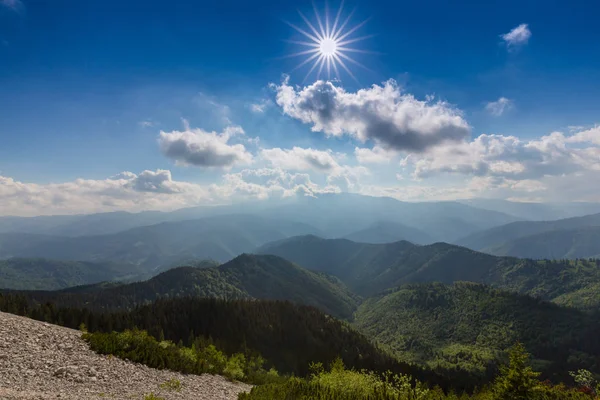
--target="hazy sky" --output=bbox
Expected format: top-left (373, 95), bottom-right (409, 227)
top-left (1, 0), bottom-right (599, 215)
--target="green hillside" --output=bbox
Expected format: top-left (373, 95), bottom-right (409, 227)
top-left (354, 282), bottom-right (600, 381)
top-left (257, 235), bottom-right (600, 309)
top-left (12, 254), bottom-right (359, 319)
top-left (0, 294), bottom-right (449, 388)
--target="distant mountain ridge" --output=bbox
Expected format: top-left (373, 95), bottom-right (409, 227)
top-left (0, 214), bottom-right (323, 269)
top-left (483, 226), bottom-right (600, 259)
top-left (457, 198), bottom-right (600, 221)
top-left (343, 220), bottom-right (434, 244)
top-left (0, 258), bottom-right (144, 290)
top-left (456, 212), bottom-right (600, 259)
top-left (0, 193), bottom-right (521, 243)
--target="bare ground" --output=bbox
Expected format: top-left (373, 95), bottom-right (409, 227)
top-left (0, 311), bottom-right (251, 400)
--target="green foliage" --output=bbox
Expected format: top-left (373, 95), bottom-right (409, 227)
top-left (240, 351), bottom-right (593, 400)
top-left (143, 394), bottom-right (165, 400)
top-left (258, 235), bottom-right (600, 310)
top-left (82, 329), bottom-right (273, 384)
top-left (354, 282), bottom-right (600, 383)
top-left (491, 343), bottom-right (540, 399)
top-left (0, 292), bottom-right (446, 387)
top-left (569, 369), bottom-right (598, 395)
top-left (8, 254), bottom-right (359, 319)
top-left (239, 360), bottom-right (432, 400)
top-left (159, 378), bottom-right (181, 392)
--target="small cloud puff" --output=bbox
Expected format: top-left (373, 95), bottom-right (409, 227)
top-left (501, 24), bottom-right (531, 48)
top-left (485, 97), bottom-right (513, 116)
top-left (158, 124), bottom-right (252, 168)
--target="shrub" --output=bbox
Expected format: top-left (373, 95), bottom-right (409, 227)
top-left (159, 378), bottom-right (181, 392)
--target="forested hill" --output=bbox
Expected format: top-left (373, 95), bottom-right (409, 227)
top-left (257, 235), bottom-right (600, 309)
top-left (7, 254), bottom-right (359, 319)
top-left (256, 235), bottom-right (521, 295)
top-left (354, 282), bottom-right (600, 382)
top-left (0, 294), bottom-right (454, 389)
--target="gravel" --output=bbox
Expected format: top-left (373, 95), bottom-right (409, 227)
top-left (0, 311), bottom-right (251, 399)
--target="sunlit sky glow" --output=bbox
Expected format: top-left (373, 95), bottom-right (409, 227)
top-left (283, 1), bottom-right (374, 82)
top-left (1, 0), bottom-right (600, 216)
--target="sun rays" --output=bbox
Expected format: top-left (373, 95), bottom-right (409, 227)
top-left (281, 1), bottom-right (376, 83)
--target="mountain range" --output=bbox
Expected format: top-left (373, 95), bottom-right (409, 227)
top-left (0, 214), bottom-right (322, 269)
top-left (456, 212), bottom-right (600, 259)
top-left (1, 193), bottom-right (523, 243)
top-left (256, 235), bottom-right (600, 309)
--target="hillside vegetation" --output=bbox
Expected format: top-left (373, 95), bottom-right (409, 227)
top-left (0, 294), bottom-right (448, 388)
top-left (9, 254), bottom-right (359, 319)
top-left (258, 236), bottom-right (600, 309)
top-left (354, 282), bottom-right (600, 382)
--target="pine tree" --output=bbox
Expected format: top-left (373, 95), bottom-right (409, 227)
top-left (492, 342), bottom-right (541, 400)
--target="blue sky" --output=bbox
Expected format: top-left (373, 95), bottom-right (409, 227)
top-left (1, 0), bottom-right (599, 215)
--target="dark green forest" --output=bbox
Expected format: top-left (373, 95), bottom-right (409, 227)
top-left (354, 282), bottom-right (600, 382)
top-left (5, 254), bottom-right (359, 319)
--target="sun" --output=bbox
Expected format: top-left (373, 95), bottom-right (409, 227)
top-left (281, 1), bottom-right (375, 83)
top-left (319, 38), bottom-right (338, 56)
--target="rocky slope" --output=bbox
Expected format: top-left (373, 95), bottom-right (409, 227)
top-left (0, 311), bottom-right (251, 399)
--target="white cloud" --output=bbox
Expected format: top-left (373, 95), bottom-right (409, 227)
top-left (218, 168), bottom-right (340, 200)
top-left (260, 147), bottom-right (340, 172)
top-left (158, 125), bottom-right (253, 168)
top-left (501, 23), bottom-right (531, 48)
top-left (274, 78), bottom-right (470, 152)
top-left (326, 165), bottom-right (370, 192)
top-left (354, 146), bottom-right (396, 164)
top-left (125, 169), bottom-right (183, 194)
top-left (485, 97), bottom-right (513, 116)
